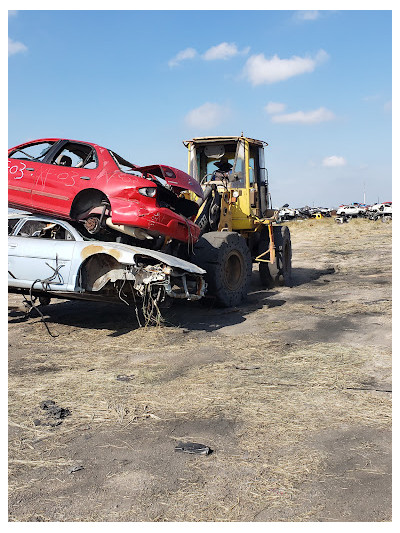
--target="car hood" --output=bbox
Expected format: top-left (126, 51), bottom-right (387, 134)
top-left (77, 241), bottom-right (206, 275)
top-left (135, 164), bottom-right (204, 199)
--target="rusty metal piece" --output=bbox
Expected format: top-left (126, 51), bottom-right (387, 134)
top-left (84, 216), bottom-right (101, 234)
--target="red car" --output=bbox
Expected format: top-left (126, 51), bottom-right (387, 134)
top-left (8, 138), bottom-right (203, 246)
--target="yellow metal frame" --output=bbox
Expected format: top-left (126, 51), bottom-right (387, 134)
top-left (186, 137), bottom-right (277, 265)
top-left (254, 221), bottom-right (276, 264)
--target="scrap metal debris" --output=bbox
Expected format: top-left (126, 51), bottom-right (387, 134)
top-left (174, 442), bottom-right (212, 455)
top-left (69, 465), bottom-right (85, 474)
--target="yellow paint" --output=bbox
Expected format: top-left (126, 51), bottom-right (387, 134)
top-left (81, 245), bottom-right (122, 261)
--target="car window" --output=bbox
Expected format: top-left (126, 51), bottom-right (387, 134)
top-left (9, 141), bottom-right (55, 161)
top-left (8, 218), bottom-right (20, 235)
top-left (50, 142), bottom-right (98, 169)
top-left (16, 220), bottom-right (75, 240)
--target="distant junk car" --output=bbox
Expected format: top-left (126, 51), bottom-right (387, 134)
top-left (8, 138), bottom-right (204, 250)
top-left (336, 205), bottom-right (362, 217)
top-left (8, 213), bottom-right (206, 307)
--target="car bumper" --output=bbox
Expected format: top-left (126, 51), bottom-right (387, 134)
top-left (109, 199), bottom-right (200, 243)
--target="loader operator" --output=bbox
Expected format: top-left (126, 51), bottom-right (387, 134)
top-left (212, 160), bottom-right (233, 181)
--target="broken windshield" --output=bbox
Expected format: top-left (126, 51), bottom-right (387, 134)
top-left (109, 150), bottom-right (138, 173)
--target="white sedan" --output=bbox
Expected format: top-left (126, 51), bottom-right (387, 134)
top-left (336, 205), bottom-right (361, 217)
top-left (8, 214), bottom-right (206, 306)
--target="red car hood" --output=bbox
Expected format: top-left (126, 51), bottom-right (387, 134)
top-left (135, 164), bottom-right (204, 199)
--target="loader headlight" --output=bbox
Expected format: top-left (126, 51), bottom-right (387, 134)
top-left (138, 187), bottom-right (157, 198)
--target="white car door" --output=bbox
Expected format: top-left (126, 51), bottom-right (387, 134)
top-left (8, 219), bottom-right (76, 291)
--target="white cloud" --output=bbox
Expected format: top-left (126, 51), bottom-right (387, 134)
top-left (8, 37), bottom-right (27, 57)
top-left (265, 102), bottom-right (287, 114)
top-left (168, 47), bottom-right (197, 67)
top-left (322, 156), bottom-right (347, 167)
top-left (203, 42), bottom-right (249, 61)
top-left (295, 11), bottom-right (321, 21)
top-left (185, 102), bottom-right (229, 130)
top-left (271, 107), bottom-right (335, 124)
top-left (243, 49), bottom-right (328, 85)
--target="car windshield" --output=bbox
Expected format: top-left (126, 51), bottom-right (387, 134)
top-left (109, 150), bottom-right (137, 174)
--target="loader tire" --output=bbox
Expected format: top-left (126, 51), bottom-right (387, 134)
top-left (258, 225), bottom-right (292, 287)
top-left (191, 231), bottom-right (252, 307)
top-left (273, 225), bottom-right (292, 286)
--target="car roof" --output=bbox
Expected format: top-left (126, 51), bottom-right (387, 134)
top-left (8, 210), bottom-right (31, 217)
top-left (9, 138), bottom-right (101, 150)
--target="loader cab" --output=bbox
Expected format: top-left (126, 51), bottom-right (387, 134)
top-left (183, 135), bottom-right (270, 229)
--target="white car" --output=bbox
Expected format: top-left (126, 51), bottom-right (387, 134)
top-left (278, 207), bottom-right (298, 220)
top-left (369, 203), bottom-right (392, 216)
top-left (8, 214), bottom-right (206, 306)
top-left (336, 205), bottom-right (361, 217)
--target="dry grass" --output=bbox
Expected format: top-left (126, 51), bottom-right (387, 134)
top-left (8, 335), bottom-right (391, 520)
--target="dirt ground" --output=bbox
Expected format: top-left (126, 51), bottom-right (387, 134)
top-left (8, 218), bottom-right (392, 522)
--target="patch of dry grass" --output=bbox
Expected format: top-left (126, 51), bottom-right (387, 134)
top-left (9, 332), bottom-right (391, 520)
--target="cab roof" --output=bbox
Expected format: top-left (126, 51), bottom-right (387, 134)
top-left (183, 135), bottom-right (268, 147)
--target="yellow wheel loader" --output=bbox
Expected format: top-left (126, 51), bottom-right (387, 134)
top-left (182, 134), bottom-right (292, 307)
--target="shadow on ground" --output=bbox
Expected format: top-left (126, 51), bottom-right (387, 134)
top-left (7, 265), bottom-right (336, 336)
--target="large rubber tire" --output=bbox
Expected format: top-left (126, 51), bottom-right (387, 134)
top-left (273, 225), bottom-right (292, 286)
top-left (190, 231), bottom-right (252, 307)
top-left (258, 225), bottom-right (292, 287)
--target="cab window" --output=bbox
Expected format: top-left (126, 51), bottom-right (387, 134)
top-left (196, 142), bottom-right (245, 187)
top-left (249, 145), bottom-right (260, 187)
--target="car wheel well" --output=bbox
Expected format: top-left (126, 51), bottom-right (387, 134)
top-left (79, 253), bottom-right (121, 291)
top-left (70, 189), bottom-right (109, 220)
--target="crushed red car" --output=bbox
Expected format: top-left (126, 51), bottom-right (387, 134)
top-left (8, 138), bottom-right (203, 248)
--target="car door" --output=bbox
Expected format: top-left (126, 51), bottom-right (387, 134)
top-left (30, 141), bottom-right (100, 217)
top-left (8, 218), bottom-right (76, 291)
top-left (8, 141), bottom-right (56, 210)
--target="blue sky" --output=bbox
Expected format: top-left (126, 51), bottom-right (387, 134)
top-left (8, 8), bottom-right (392, 208)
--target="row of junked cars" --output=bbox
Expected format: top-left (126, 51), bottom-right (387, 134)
top-left (277, 202), bottom-right (392, 222)
top-left (336, 202), bottom-right (392, 219)
top-left (277, 205), bottom-right (332, 221)
top-left (8, 137), bottom-right (209, 311)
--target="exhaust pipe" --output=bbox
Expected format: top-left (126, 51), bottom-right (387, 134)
top-left (105, 218), bottom-right (153, 240)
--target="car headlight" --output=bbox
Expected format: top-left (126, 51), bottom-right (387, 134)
top-left (138, 187), bottom-right (157, 198)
